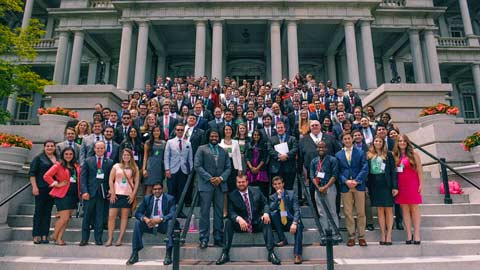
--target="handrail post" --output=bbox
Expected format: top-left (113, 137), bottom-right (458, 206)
top-left (172, 228), bottom-right (182, 270)
top-left (440, 158), bottom-right (453, 204)
top-left (325, 229), bottom-right (335, 270)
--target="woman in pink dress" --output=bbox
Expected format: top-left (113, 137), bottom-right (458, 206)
top-left (393, 134), bottom-right (424, 245)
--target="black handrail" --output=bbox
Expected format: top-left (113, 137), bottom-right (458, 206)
top-left (0, 182), bottom-right (31, 208)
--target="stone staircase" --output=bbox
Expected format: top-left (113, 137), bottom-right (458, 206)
top-left (1, 173), bottom-right (480, 269)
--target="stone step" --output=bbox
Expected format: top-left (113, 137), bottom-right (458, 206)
top-left (9, 226), bottom-right (480, 244)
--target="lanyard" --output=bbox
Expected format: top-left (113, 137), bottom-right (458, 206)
top-left (317, 158), bottom-right (324, 172)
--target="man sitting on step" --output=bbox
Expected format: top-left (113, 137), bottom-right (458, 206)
top-left (126, 182), bottom-right (178, 265)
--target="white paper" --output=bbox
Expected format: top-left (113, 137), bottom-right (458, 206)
top-left (317, 172), bottom-right (326, 179)
top-left (274, 142), bottom-right (289, 155)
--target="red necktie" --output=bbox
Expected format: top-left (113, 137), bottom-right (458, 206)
top-left (97, 157), bottom-right (101, 169)
top-left (164, 116), bottom-right (169, 140)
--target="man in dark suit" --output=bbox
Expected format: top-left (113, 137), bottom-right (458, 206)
top-left (184, 114), bottom-right (205, 157)
top-left (194, 129), bottom-right (231, 249)
top-left (268, 121), bottom-right (298, 190)
top-left (208, 107), bottom-right (224, 130)
top-left (288, 100), bottom-right (301, 130)
top-left (216, 110), bottom-right (237, 139)
top-left (245, 109), bottom-right (262, 137)
top-left (271, 103), bottom-right (289, 130)
top-left (126, 182), bottom-right (177, 265)
top-left (79, 141), bottom-right (114, 246)
top-left (133, 104), bottom-right (148, 129)
top-left (335, 132), bottom-right (369, 247)
top-left (269, 176), bottom-right (303, 264)
top-left (347, 88), bottom-right (363, 113)
top-left (175, 91), bottom-right (189, 112)
top-left (360, 117), bottom-right (376, 147)
top-left (216, 175), bottom-right (281, 265)
top-left (335, 88), bottom-right (351, 113)
top-left (56, 127), bottom-right (81, 160)
top-left (158, 104), bottom-right (178, 141)
top-left (310, 100), bottom-right (326, 123)
top-left (115, 112), bottom-right (132, 144)
top-left (259, 114), bottom-right (277, 142)
top-left (192, 102), bottom-right (211, 131)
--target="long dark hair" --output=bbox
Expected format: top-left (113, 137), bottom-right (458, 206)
top-left (124, 127), bottom-right (141, 146)
top-left (59, 147), bottom-right (77, 168)
top-left (148, 125), bottom-right (163, 155)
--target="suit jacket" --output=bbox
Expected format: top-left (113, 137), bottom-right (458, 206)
top-left (228, 187), bottom-right (268, 225)
top-left (186, 127), bottom-right (205, 156)
top-left (86, 140), bottom-right (120, 164)
top-left (56, 140), bottom-right (81, 160)
top-left (335, 147), bottom-right (369, 192)
top-left (194, 144), bottom-right (231, 192)
top-left (135, 194), bottom-right (176, 222)
top-left (332, 123), bottom-right (344, 141)
top-left (195, 118), bottom-right (209, 131)
top-left (299, 133), bottom-right (340, 169)
top-left (347, 95), bottom-right (363, 113)
top-left (80, 156), bottom-right (114, 198)
top-left (80, 133), bottom-right (104, 164)
top-left (164, 137), bottom-right (193, 174)
top-left (336, 96), bottom-right (351, 112)
top-left (216, 122), bottom-right (237, 139)
top-left (269, 190), bottom-right (301, 223)
top-left (158, 115), bottom-right (178, 140)
top-left (245, 119), bottom-right (262, 136)
top-left (267, 134), bottom-right (298, 174)
top-left (288, 111), bottom-right (300, 131)
top-left (299, 91), bottom-right (313, 104)
top-left (115, 125), bottom-right (132, 144)
top-left (259, 126), bottom-right (278, 143)
top-left (310, 110), bottom-right (326, 123)
top-left (271, 114), bottom-right (289, 131)
top-left (43, 162), bottom-right (81, 199)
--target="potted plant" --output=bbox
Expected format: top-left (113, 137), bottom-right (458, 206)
top-left (418, 103), bottom-right (459, 128)
top-left (0, 133), bottom-right (32, 166)
top-left (37, 106), bottom-right (79, 126)
top-left (462, 131), bottom-right (480, 163)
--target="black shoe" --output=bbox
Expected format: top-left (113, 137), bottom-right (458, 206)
top-left (396, 221), bottom-right (404, 230)
top-left (178, 212), bottom-right (187, 219)
top-left (79, 240), bottom-right (88, 246)
top-left (366, 224), bottom-right (374, 231)
top-left (40, 239), bottom-right (49, 244)
top-left (213, 240), bottom-right (223, 247)
top-left (199, 240), bottom-right (208, 249)
top-left (164, 251), bottom-right (172, 265)
top-left (95, 241), bottom-right (103, 246)
top-left (268, 251), bottom-right (281, 265)
top-left (406, 237), bottom-right (413, 245)
top-left (126, 252), bottom-right (139, 265)
top-left (216, 252), bottom-right (230, 265)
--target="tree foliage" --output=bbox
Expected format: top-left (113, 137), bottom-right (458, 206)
top-left (0, 0), bottom-right (52, 124)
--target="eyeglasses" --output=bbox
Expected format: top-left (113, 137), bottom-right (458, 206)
top-left (311, 124), bottom-right (320, 126)
top-left (176, 129), bottom-right (184, 132)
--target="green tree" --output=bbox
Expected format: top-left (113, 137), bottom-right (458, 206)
top-left (0, 0), bottom-right (52, 124)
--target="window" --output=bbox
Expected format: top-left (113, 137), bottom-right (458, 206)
top-left (462, 94), bottom-right (477, 119)
top-left (15, 95), bottom-right (32, 121)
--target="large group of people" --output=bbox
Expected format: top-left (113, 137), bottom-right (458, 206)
top-left (28, 73), bottom-right (424, 265)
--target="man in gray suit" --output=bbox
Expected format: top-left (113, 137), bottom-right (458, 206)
top-left (80, 121), bottom-right (104, 165)
top-left (164, 123), bottom-right (193, 203)
top-left (194, 129), bottom-right (231, 249)
top-left (56, 127), bottom-right (81, 159)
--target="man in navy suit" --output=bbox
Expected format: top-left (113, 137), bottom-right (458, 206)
top-left (259, 114), bottom-right (277, 142)
top-left (216, 175), bottom-right (281, 265)
top-left (158, 104), bottom-right (178, 141)
top-left (79, 141), bottom-right (114, 246)
top-left (268, 121), bottom-right (298, 190)
top-left (126, 182), bottom-right (177, 265)
top-left (269, 176), bottom-right (303, 264)
top-left (335, 132), bottom-right (369, 247)
top-left (310, 100), bottom-right (326, 123)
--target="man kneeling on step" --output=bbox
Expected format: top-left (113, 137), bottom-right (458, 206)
top-left (126, 182), bottom-right (178, 265)
top-left (216, 174), bottom-right (281, 265)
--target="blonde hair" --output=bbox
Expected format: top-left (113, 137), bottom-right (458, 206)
top-left (75, 120), bottom-right (91, 136)
top-left (298, 109), bottom-right (310, 136)
top-left (141, 113), bottom-right (157, 133)
top-left (392, 134), bottom-right (417, 171)
top-left (367, 135), bottom-right (388, 160)
top-left (119, 148), bottom-right (139, 180)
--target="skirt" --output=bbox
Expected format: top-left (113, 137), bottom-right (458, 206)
top-left (368, 174), bottom-right (395, 207)
top-left (54, 184), bottom-right (78, 211)
top-left (110, 195), bottom-right (132, 209)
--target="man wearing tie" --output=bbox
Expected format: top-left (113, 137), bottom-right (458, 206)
top-left (79, 141), bottom-right (114, 246)
top-left (115, 112), bottom-right (132, 144)
top-left (126, 182), bottom-right (177, 265)
top-left (269, 176), bottom-right (303, 264)
top-left (268, 121), bottom-right (298, 190)
top-left (259, 115), bottom-right (277, 142)
top-left (216, 175), bottom-right (281, 265)
top-left (56, 127), bottom-right (81, 159)
top-left (159, 104), bottom-right (178, 141)
top-left (80, 121), bottom-right (104, 165)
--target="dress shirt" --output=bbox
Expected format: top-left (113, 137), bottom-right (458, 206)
top-left (151, 195), bottom-right (163, 218)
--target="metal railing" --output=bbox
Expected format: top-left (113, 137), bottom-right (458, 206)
top-left (379, 0), bottom-right (406, 8)
top-left (436, 37), bottom-right (468, 48)
top-left (0, 182), bottom-right (31, 208)
top-left (411, 141), bottom-right (480, 204)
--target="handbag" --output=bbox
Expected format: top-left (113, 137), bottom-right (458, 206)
top-left (440, 180), bottom-right (464, 195)
top-left (121, 167), bottom-right (137, 211)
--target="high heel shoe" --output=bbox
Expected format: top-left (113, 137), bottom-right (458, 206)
top-left (405, 237), bottom-right (413, 245)
top-left (414, 240), bottom-right (421, 245)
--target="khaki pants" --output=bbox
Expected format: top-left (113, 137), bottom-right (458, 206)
top-left (342, 188), bottom-right (366, 239)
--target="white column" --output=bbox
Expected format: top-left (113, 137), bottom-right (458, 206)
top-left (103, 60), bottom-right (111, 84)
top-left (287, 20), bottom-right (299, 80)
top-left (117, 21), bottom-right (133, 90)
top-left (344, 21), bottom-right (360, 88)
top-left (133, 21), bottom-right (150, 90)
top-left (194, 20), bottom-right (207, 78)
top-left (211, 20), bottom-right (223, 81)
top-left (424, 30), bottom-right (442, 83)
top-left (156, 55), bottom-right (166, 78)
top-left (459, 0), bottom-right (479, 46)
top-left (270, 20), bottom-right (282, 87)
top-left (421, 37), bottom-right (431, 83)
top-left (68, 31), bottom-right (84, 85)
top-left (438, 15), bottom-right (449, 37)
top-left (87, 58), bottom-right (98, 84)
top-left (53, 32), bottom-right (69, 84)
top-left (45, 17), bottom-right (55, 38)
top-left (21, 0), bottom-right (34, 29)
top-left (327, 54), bottom-right (337, 86)
top-left (472, 64), bottom-right (480, 115)
top-left (396, 60), bottom-right (406, 83)
top-left (383, 58), bottom-right (392, 83)
top-left (360, 21), bottom-right (377, 89)
top-left (409, 30), bottom-right (426, 83)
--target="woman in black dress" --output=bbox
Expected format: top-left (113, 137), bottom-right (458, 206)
top-left (28, 140), bottom-right (56, 244)
top-left (366, 136), bottom-right (398, 245)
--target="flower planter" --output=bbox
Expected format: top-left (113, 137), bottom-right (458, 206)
top-left (0, 146), bottom-right (29, 167)
top-left (418, 114), bottom-right (456, 128)
top-left (38, 114), bottom-right (73, 127)
top-left (471, 146), bottom-right (480, 164)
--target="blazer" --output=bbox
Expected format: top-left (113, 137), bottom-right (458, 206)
top-left (29, 152), bottom-right (55, 189)
top-left (44, 162), bottom-right (81, 199)
top-left (86, 140), bottom-right (120, 164)
top-left (309, 155), bottom-right (338, 186)
top-left (367, 152), bottom-right (398, 190)
top-left (228, 187), bottom-right (268, 225)
top-left (298, 133), bottom-right (340, 169)
top-left (335, 147), bottom-right (369, 193)
top-left (245, 142), bottom-right (269, 169)
top-left (259, 127), bottom-right (277, 142)
top-left (269, 190), bottom-right (301, 223)
top-left (186, 127), bottom-right (205, 156)
top-left (195, 117), bottom-right (209, 131)
top-left (80, 133), bottom-right (104, 164)
top-left (80, 156), bottom-right (114, 198)
top-left (310, 110), bottom-right (326, 123)
top-left (271, 114), bottom-right (289, 130)
top-left (158, 116), bottom-right (178, 140)
top-left (164, 137), bottom-right (193, 174)
top-left (219, 139), bottom-right (243, 171)
top-left (115, 125), bottom-right (132, 144)
top-left (194, 144), bottom-right (231, 192)
top-left (135, 193), bottom-right (176, 222)
top-left (56, 141), bottom-right (81, 160)
top-left (267, 134), bottom-right (298, 174)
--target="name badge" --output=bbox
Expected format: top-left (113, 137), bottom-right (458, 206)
top-left (154, 150), bottom-right (160, 156)
top-left (365, 138), bottom-right (372, 145)
top-left (121, 177), bottom-right (128, 187)
top-left (96, 169), bottom-right (104, 179)
top-left (106, 152), bottom-right (111, 159)
top-left (396, 166), bottom-right (403, 173)
top-left (280, 211), bottom-right (288, 217)
top-left (70, 177), bottom-right (76, 183)
top-left (134, 155), bottom-right (139, 161)
top-left (317, 172), bottom-right (325, 179)
top-left (381, 163), bottom-right (386, 171)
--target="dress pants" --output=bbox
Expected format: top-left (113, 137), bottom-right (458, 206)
top-left (32, 188), bottom-right (54, 237)
top-left (199, 187), bottom-right (224, 243)
top-left (167, 170), bottom-right (188, 204)
top-left (365, 190), bottom-right (374, 225)
top-left (314, 185), bottom-right (339, 232)
top-left (131, 219), bottom-right (177, 252)
top-left (222, 218), bottom-right (274, 253)
top-left (270, 212), bottom-right (303, 255)
top-left (395, 203), bottom-right (403, 224)
top-left (81, 195), bottom-right (106, 242)
top-left (341, 188), bottom-right (366, 239)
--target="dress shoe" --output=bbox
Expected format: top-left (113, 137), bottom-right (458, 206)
top-left (164, 251), bottom-right (172, 265)
top-left (366, 224), bottom-right (375, 231)
top-left (95, 241), bottom-right (103, 246)
top-left (406, 237), bottom-right (413, 245)
top-left (347, 239), bottom-right (355, 247)
top-left (79, 240), bottom-right (88, 246)
top-left (199, 240), bottom-right (208, 249)
top-left (414, 240), bottom-right (421, 245)
top-left (385, 242), bottom-right (393, 246)
top-left (379, 241), bottom-right (386, 245)
top-left (213, 240), bottom-right (223, 247)
top-left (294, 255), bottom-right (303, 264)
top-left (396, 221), bottom-right (404, 230)
top-left (268, 251), bottom-right (281, 265)
top-left (126, 252), bottom-right (139, 265)
top-left (358, 239), bottom-right (368, 247)
top-left (215, 252), bottom-right (230, 265)
top-left (276, 239), bottom-right (288, 247)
